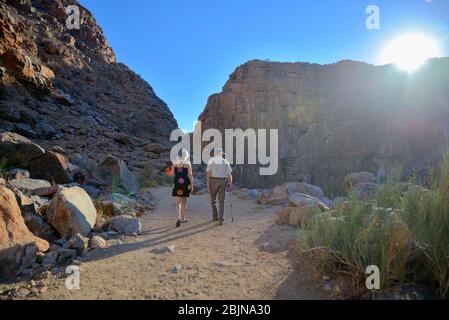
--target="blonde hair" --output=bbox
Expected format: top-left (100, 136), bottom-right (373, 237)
top-left (175, 149), bottom-right (190, 165)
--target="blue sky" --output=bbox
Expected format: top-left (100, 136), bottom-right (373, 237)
top-left (79, 0), bottom-right (449, 131)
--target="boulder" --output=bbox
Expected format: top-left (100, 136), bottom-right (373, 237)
top-left (351, 183), bottom-right (381, 201)
top-left (247, 189), bottom-right (262, 200)
top-left (288, 193), bottom-right (330, 211)
top-left (102, 193), bottom-right (145, 217)
top-left (0, 132), bottom-right (45, 167)
top-left (137, 189), bottom-right (155, 210)
top-left (5, 168), bottom-right (30, 180)
top-left (46, 187), bottom-right (97, 238)
top-left (82, 184), bottom-right (101, 199)
top-left (89, 235), bottom-right (107, 249)
top-left (14, 190), bottom-right (49, 216)
top-left (23, 211), bottom-right (56, 241)
top-left (32, 185), bottom-right (61, 197)
top-left (0, 185), bottom-right (49, 280)
top-left (258, 182), bottom-right (324, 205)
top-left (8, 178), bottom-right (52, 195)
top-left (107, 216), bottom-right (141, 235)
top-left (41, 251), bottom-right (59, 268)
top-left (276, 206), bottom-right (321, 227)
top-left (56, 248), bottom-right (77, 261)
top-left (26, 150), bottom-right (71, 184)
top-left (275, 207), bottom-right (291, 225)
top-left (92, 155), bottom-right (140, 195)
top-left (343, 172), bottom-right (377, 193)
top-left (63, 234), bottom-right (89, 254)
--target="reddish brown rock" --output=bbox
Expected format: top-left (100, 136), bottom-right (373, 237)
top-left (26, 151), bottom-right (71, 184)
top-left (275, 206), bottom-right (319, 227)
top-left (0, 185), bottom-right (49, 279)
top-left (0, 48), bottom-right (35, 81)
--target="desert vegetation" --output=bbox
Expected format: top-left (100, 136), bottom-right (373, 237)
top-left (298, 153), bottom-right (449, 299)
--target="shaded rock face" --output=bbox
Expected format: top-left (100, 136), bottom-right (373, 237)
top-left (199, 59), bottom-right (449, 190)
top-left (92, 155), bottom-right (140, 195)
top-left (0, 0), bottom-right (178, 171)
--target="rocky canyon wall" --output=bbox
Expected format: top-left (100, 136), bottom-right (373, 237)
top-left (199, 59), bottom-right (449, 192)
top-left (0, 0), bottom-right (178, 171)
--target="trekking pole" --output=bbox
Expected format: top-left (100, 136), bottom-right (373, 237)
top-left (228, 187), bottom-right (234, 222)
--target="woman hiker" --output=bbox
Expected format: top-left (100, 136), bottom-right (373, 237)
top-left (172, 149), bottom-right (194, 227)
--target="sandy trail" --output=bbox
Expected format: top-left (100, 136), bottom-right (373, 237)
top-left (25, 187), bottom-right (326, 300)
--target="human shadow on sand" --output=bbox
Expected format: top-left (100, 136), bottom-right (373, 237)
top-left (81, 220), bottom-right (219, 263)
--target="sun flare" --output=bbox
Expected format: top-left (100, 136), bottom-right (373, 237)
top-left (378, 32), bottom-right (441, 73)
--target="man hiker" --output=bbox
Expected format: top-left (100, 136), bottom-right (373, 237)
top-left (206, 148), bottom-right (233, 225)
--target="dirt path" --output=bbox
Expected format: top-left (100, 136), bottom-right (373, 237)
top-left (29, 187), bottom-right (327, 300)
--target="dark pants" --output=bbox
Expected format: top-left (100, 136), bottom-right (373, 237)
top-left (209, 178), bottom-right (227, 221)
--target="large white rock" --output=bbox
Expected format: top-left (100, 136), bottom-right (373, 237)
top-left (46, 187), bottom-right (97, 238)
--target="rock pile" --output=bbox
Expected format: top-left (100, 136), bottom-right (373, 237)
top-left (0, 132), bottom-right (149, 281)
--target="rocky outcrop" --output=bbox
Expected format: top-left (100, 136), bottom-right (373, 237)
top-left (199, 59), bottom-right (449, 190)
top-left (0, 0), bottom-right (178, 176)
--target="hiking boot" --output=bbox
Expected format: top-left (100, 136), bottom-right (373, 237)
top-left (176, 219), bottom-right (181, 228)
top-left (218, 220), bottom-right (224, 226)
top-left (212, 217), bottom-right (219, 222)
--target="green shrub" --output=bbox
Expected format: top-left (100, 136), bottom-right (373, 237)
top-left (298, 200), bottom-right (413, 292)
top-left (298, 155), bottom-right (449, 299)
top-left (400, 152), bottom-right (449, 299)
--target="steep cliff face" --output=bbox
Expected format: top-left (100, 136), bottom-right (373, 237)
top-left (199, 59), bottom-right (449, 191)
top-left (0, 0), bottom-right (177, 169)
